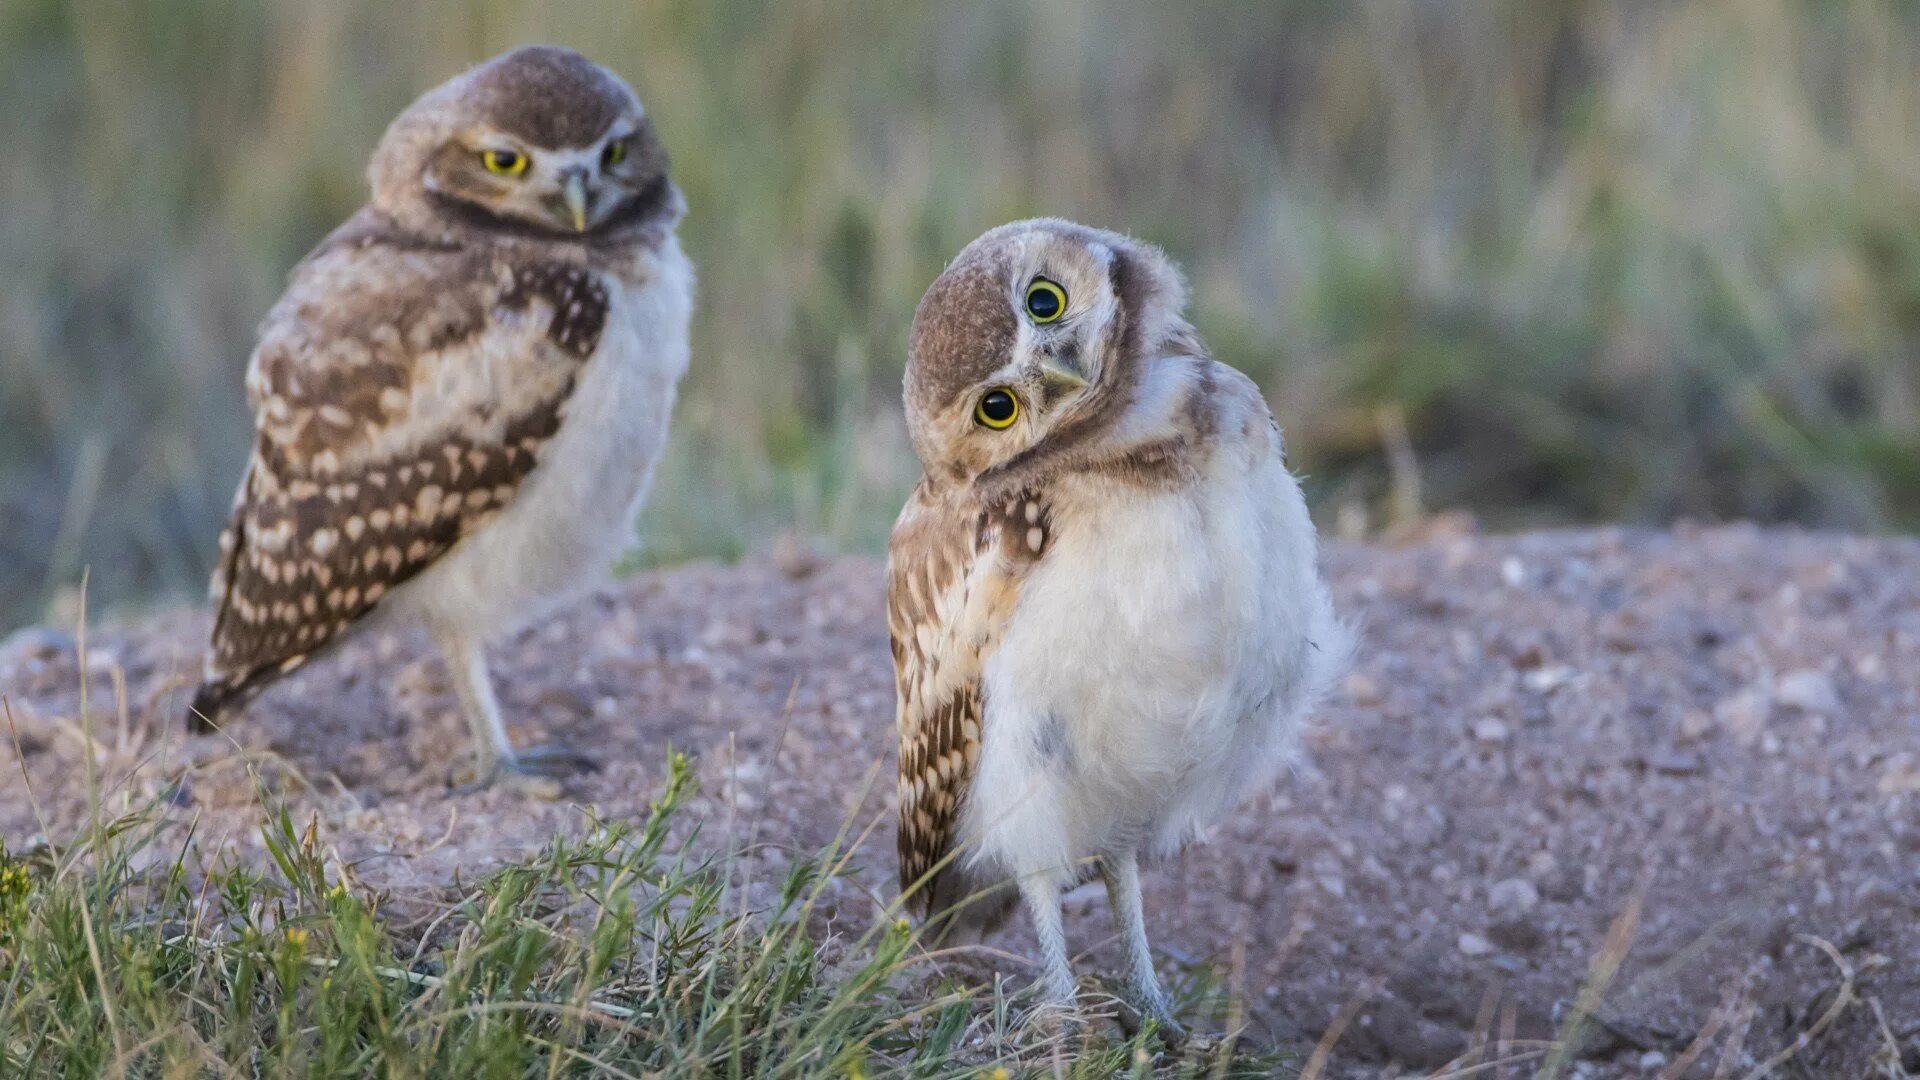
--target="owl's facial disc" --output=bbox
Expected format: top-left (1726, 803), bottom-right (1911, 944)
top-left (906, 223), bottom-right (1148, 478)
top-left (431, 115), bottom-right (666, 236)
top-left (959, 274), bottom-right (1096, 440)
top-left (370, 48), bottom-right (683, 241)
top-left (935, 267), bottom-right (1109, 471)
top-left (999, 261), bottom-right (1112, 411)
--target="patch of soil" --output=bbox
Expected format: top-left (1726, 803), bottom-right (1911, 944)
top-left (2, 524), bottom-right (1917, 1076)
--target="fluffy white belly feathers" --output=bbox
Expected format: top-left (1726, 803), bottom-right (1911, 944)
top-left (972, 440), bottom-right (1338, 877)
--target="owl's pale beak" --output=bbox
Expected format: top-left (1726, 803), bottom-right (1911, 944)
top-left (1037, 355), bottom-right (1089, 391)
top-left (561, 171), bottom-right (590, 232)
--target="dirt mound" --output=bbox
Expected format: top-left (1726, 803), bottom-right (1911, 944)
top-left (3, 524), bottom-right (1917, 1076)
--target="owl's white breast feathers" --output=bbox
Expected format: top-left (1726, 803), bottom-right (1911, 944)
top-left (963, 356), bottom-right (1350, 879)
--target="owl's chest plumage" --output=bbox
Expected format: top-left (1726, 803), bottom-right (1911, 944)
top-left (964, 426), bottom-right (1341, 872)
top-left (384, 238), bottom-right (694, 635)
top-left (991, 467), bottom-right (1275, 760)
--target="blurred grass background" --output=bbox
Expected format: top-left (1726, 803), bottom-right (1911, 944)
top-left (3, 0), bottom-right (1920, 631)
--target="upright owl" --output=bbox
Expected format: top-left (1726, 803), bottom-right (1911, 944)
top-left (186, 46), bottom-right (693, 785)
top-left (889, 220), bottom-right (1350, 1037)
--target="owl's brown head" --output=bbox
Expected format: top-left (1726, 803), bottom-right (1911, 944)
top-left (903, 219), bottom-right (1199, 485)
top-left (369, 45), bottom-right (678, 241)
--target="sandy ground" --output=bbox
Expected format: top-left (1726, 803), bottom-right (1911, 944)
top-left (2, 523), bottom-right (1917, 1077)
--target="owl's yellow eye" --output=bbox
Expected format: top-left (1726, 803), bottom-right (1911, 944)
top-left (481, 149), bottom-right (528, 177)
top-left (603, 139), bottom-right (627, 167)
top-left (1024, 277), bottom-right (1067, 323)
top-left (975, 388), bottom-right (1020, 429)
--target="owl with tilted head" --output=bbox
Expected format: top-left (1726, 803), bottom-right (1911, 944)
top-left (187, 45), bottom-right (693, 787)
top-left (889, 219), bottom-right (1350, 1039)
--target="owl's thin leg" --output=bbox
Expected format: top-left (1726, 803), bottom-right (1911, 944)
top-left (437, 628), bottom-right (516, 778)
top-left (434, 627), bottom-right (596, 787)
top-left (1103, 850), bottom-right (1186, 1045)
top-left (1018, 873), bottom-right (1077, 1009)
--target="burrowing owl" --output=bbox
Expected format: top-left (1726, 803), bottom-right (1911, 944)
top-left (186, 46), bottom-right (692, 785)
top-left (889, 220), bottom-right (1349, 1036)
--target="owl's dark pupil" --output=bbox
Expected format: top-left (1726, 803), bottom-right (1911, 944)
top-left (981, 391), bottom-right (1016, 422)
top-left (494, 152), bottom-right (519, 168)
top-left (1026, 287), bottom-right (1061, 320)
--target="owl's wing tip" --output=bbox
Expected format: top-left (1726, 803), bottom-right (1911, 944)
top-left (185, 666), bottom-right (282, 734)
top-left (901, 868), bottom-right (1017, 945)
top-left (184, 681), bottom-right (227, 734)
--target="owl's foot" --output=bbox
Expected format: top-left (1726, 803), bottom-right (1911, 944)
top-left (451, 743), bottom-right (599, 795)
top-left (504, 743), bottom-right (601, 777)
top-left (1110, 992), bottom-right (1188, 1050)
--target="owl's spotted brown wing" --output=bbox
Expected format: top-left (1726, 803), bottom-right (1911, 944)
top-left (188, 216), bottom-right (610, 728)
top-left (889, 481), bottom-right (1052, 922)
